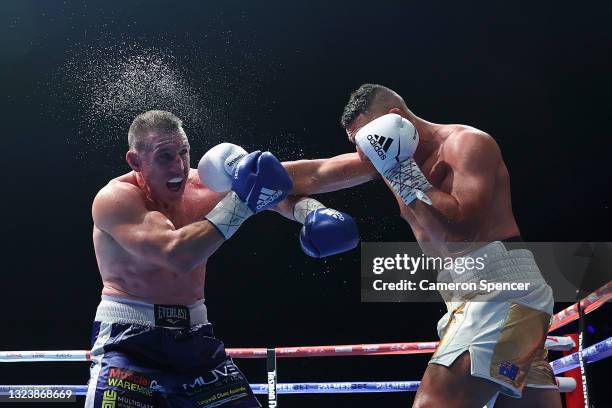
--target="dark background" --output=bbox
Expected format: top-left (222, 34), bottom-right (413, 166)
top-left (1, 1), bottom-right (610, 407)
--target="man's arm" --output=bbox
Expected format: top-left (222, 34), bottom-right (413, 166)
top-left (269, 195), bottom-right (305, 221)
top-left (415, 130), bottom-right (500, 224)
top-left (283, 153), bottom-right (379, 196)
top-left (92, 182), bottom-right (224, 274)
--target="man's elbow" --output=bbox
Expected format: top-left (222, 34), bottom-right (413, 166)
top-left (284, 159), bottom-right (325, 196)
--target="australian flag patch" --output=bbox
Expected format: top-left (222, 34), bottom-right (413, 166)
top-left (499, 361), bottom-right (519, 381)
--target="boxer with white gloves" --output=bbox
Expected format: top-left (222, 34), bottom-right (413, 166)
top-left (279, 84), bottom-right (561, 408)
top-left (199, 143), bottom-right (359, 256)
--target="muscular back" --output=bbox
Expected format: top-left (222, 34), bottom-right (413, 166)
top-left (92, 169), bottom-right (225, 304)
top-left (396, 124), bottom-right (519, 249)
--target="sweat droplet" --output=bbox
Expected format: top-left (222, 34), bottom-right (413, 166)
top-left (57, 43), bottom-right (208, 146)
top-left (51, 35), bottom-right (272, 160)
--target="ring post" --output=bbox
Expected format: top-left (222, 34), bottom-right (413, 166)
top-left (266, 348), bottom-right (278, 407)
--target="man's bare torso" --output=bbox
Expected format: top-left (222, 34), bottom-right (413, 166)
top-left (93, 168), bottom-right (224, 304)
top-left (394, 124), bottom-right (520, 256)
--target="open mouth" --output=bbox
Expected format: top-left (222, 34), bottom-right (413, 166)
top-left (166, 177), bottom-right (184, 192)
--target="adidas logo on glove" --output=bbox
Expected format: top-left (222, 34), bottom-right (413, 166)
top-left (366, 134), bottom-right (394, 160)
top-left (256, 187), bottom-right (283, 211)
top-left (319, 208), bottom-right (345, 221)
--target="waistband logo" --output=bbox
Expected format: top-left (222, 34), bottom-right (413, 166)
top-left (154, 304), bottom-right (190, 327)
top-left (157, 306), bottom-right (187, 320)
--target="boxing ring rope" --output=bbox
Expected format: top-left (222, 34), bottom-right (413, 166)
top-left (549, 281), bottom-right (611, 331)
top-left (0, 336), bottom-right (576, 363)
top-left (0, 337), bottom-right (612, 391)
top-left (1, 338), bottom-right (610, 396)
top-left (0, 282), bottom-right (609, 401)
top-left (0, 377), bottom-right (585, 396)
top-left (5, 338), bottom-right (609, 396)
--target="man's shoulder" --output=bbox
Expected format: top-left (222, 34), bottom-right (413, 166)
top-left (440, 125), bottom-right (500, 167)
top-left (442, 125), bottom-right (496, 152)
top-left (95, 176), bottom-right (142, 202)
top-left (444, 124), bottom-right (491, 141)
top-left (93, 176), bottom-right (146, 225)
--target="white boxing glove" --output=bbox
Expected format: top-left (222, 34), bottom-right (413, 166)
top-left (198, 143), bottom-right (247, 192)
top-left (354, 113), bottom-right (419, 174)
top-left (199, 143), bottom-right (252, 240)
top-left (354, 114), bottom-right (432, 206)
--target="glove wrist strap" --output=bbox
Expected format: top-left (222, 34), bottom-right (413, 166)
top-left (384, 157), bottom-right (433, 206)
top-left (205, 192), bottom-right (254, 239)
top-left (293, 198), bottom-right (325, 224)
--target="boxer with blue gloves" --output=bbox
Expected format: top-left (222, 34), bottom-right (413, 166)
top-left (89, 110), bottom-right (359, 408)
top-left (90, 111), bottom-right (287, 408)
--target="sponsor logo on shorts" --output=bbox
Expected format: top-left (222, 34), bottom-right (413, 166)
top-left (197, 386), bottom-right (249, 406)
top-left (366, 134), bottom-right (394, 160)
top-left (107, 367), bottom-right (153, 396)
top-left (499, 361), bottom-right (519, 381)
top-left (154, 304), bottom-right (190, 327)
top-left (116, 395), bottom-right (155, 408)
top-left (148, 379), bottom-right (166, 393)
top-left (182, 361), bottom-right (244, 396)
top-left (102, 389), bottom-right (117, 408)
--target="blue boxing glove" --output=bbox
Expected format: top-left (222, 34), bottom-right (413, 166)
top-left (294, 198), bottom-right (359, 258)
top-left (232, 150), bottom-right (293, 213)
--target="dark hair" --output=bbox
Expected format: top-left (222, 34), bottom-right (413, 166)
top-left (127, 110), bottom-right (185, 152)
top-left (340, 84), bottom-right (389, 128)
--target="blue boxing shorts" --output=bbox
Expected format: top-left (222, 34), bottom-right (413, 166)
top-left (84, 296), bottom-right (261, 408)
